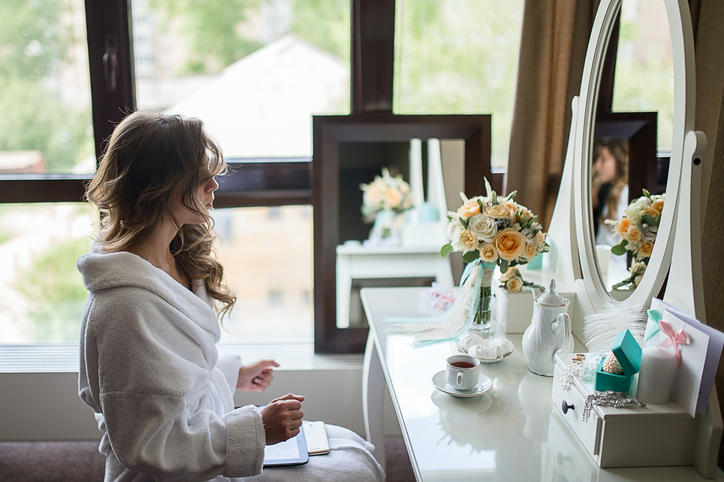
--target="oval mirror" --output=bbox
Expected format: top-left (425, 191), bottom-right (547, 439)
top-left (574, 0), bottom-right (695, 311)
top-left (590, 0), bottom-right (674, 298)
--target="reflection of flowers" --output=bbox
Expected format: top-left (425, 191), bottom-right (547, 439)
top-left (359, 167), bottom-right (414, 215)
top-left (607, 189), bottom-right (664, 289)
top-left (612, 261), bottom-right (647, 290)
top-left (441, 179), bottom-right (549, 292)
top-left (432, 390), bottom-right (524, 452)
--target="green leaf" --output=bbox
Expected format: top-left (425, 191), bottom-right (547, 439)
top-left (460, 217), bottom-right (469, 230)
top-left (440, 243), bottom-right (453, 258)
top-left (611, 240), bottom-right (628, 256)
top-left (462, 250), bottom-right (480, 263)
top-left (505, 190), bottom-right (518, 201)
top-left (499, 259), bottom-right (509, 273)
top-left (642, 189), bottom-right (651, 198)
top-left (641, 214), bottom-right (657, 227)
top-left (477, 199), bottom-right (484, 211)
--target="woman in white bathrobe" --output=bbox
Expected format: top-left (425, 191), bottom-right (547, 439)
top-left (77, 111), bottom-right (384, 482)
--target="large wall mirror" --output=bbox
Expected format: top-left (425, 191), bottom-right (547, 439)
top-left (312, 114), bottom-right (491, 353)
top-left (573, 0), bottom-right (694, 312)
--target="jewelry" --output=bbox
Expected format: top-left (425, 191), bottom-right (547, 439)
top-left (582, 391), bottom-right (647, 422)
top-left (560, 353), bottom-right (602, 390)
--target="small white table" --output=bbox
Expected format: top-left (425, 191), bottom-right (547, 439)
top-left (336, 242), bottom-right (453, 328)
top-left (360, 287), bottom-right (723, 481)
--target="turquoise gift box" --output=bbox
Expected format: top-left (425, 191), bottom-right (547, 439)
top-left (594, 329), bottom-right (642, 393)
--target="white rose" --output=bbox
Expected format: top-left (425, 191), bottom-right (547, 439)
top-left (625, 196), bottom-right (649, 220)
top-left (447, 222), bottom-right (464, 251)
top-left (467, 214), bottom-right (498, 242)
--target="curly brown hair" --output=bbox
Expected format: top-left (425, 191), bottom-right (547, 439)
top-left (593, 138), bottom-right (629, 222)
top-left (85, 111), bottom-right (236, 317)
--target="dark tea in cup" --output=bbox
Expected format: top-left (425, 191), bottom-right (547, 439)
top-left (451, 361), bottom-right (476, 369)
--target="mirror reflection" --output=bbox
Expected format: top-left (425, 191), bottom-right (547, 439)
top-left (335, 140), bottom-right (457, 329)
top-left (590, 0), bottom-right (674, 295)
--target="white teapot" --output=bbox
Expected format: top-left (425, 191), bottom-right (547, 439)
top-left (522, 279), bottom-right (572, 376)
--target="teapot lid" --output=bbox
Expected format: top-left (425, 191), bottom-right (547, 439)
top-left (535, 279), bottom-right (568, 307)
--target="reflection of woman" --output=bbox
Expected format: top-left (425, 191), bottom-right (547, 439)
top-left (77, 112), bottom-right (384, 481)
top-left (592, 139), bottom-right (629, 250)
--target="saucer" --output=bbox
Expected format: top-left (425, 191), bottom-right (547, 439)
top-left (457, 346), bottom-right (514, 364)
top-left (432, 370), bottom-right (493, 398)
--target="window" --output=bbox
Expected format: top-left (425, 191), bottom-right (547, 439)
top-left (0, 0), bottom-right (95, 176)
top-left (611, 0), bottom-right (674, 154)
top-left (214, 205), bottom-right (313, 344)
top-left (131, 0), bottom-right (350, 158)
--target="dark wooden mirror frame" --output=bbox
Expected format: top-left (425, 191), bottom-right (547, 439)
top-left (312, 113), bottom-right (492, 353)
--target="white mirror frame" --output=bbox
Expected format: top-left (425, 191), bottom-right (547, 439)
top-left (573, 0), bottom-right (695, 312)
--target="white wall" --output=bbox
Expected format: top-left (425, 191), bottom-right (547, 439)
top-left (0, 367), bottom-right (402, 442)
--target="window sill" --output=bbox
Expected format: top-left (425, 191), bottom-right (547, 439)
top-left (0, 342), bottom-right (363, 373)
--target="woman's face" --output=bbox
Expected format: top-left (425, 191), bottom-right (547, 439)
top-left (169, 169), bottom-right (219, 226)
top-left (594, 146), bottom-right (618, 184)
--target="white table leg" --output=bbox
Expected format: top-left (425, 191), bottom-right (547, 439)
top-left (336, 255), bottom-right (352, 328)
top-left (362, 329), bottom-right (386, 470)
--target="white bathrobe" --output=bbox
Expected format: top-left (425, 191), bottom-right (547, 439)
top-left (78, 248), bottom-right (384, 482)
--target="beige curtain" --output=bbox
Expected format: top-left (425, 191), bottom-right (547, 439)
top-left (505, 0), bottom-right (599, 229)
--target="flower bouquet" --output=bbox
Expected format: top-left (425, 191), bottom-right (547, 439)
top-left (606, 189), bottom-right (664, 289)
top-left (360, 167), bottom-right (414, 244)
top-left (440, 179), bottom-right (549, 330)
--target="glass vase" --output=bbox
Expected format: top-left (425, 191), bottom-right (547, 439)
top-left (369, 209), bottom-right (400, 245)
top-left (470, 265), bottom-right (494, 332)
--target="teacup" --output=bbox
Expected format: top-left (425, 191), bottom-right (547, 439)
top-left (446, 354), bottom-right (480, 391)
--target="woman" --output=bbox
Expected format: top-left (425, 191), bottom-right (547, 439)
top-left (592, 138), bottom-right (629, 250)
top-left (77, 111), bottom-right (384, 481)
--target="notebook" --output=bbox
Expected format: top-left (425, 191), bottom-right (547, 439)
top-left (263, 425), bottom-right (309, 467)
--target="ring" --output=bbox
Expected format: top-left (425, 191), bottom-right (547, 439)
top-left (572, 358), bottom-right (583, 365)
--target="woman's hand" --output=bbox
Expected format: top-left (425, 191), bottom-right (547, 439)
top-left (260, 393), bottom-right (305, 445)
top-left (236, 359), bottom-right (279, 392)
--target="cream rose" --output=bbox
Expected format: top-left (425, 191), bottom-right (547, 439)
top-left (495, 228), bottom-right (526, 261)
top-left (486, 204), bottom-right (510, 219)
top-left (638, 241), bottom-right (654, 258)
top-left (468, 214), bottom-right (498, 242)
top-left (458, 198), bottom-right (482, 218)
top-left (499, 267), bottom-right (517, 282)
top-left (384, 188), bottom-right (403, 209)
top-left (653, 199), bottom-right (665, 213)
top-left (625, 225), bottom-right (643, 244)
top-left (616, 218), bottom-right (632, 237)
top-left (506, 277), bottom-right (524, 293)
top-left (479, 243), bottom-right (498, 263)
top-left (523, 242), bottom-right (538, 260)
top-left (459, 229), bottom-right (478, 252)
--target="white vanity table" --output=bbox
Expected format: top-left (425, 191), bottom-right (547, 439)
top-left (361, 287), bottom-right (723, 481)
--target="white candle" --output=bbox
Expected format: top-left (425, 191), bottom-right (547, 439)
top-left (636, 346), bottom-right (678, 404)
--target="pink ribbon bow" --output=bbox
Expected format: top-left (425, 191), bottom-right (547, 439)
top-left (658, 319), bottom-right (690, 368)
